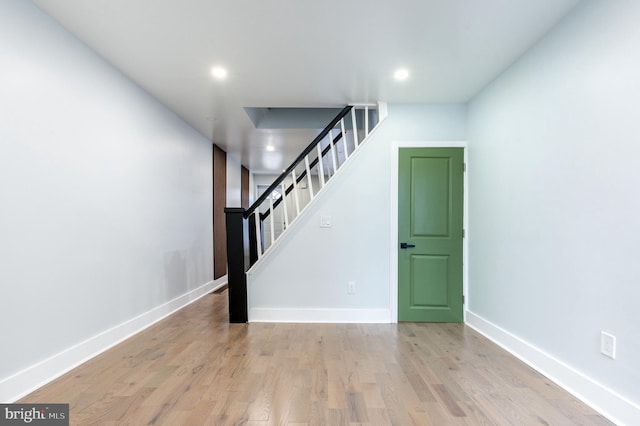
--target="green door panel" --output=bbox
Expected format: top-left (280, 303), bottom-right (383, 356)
top-left (398, 148), bottom-right (464, 322)
top-left (410, 255), bottom-right (449, 307)
top-left (411, 157), bottom-right (450, 237)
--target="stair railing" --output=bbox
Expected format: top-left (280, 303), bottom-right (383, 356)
top-left (224, 103), bottom-right (383, 322)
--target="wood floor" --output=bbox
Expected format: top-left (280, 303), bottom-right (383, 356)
top-left (20, 291), bottom-right (612, 425)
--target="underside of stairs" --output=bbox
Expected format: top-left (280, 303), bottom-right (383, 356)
top-left (225, 102), bottom-right (388, 323)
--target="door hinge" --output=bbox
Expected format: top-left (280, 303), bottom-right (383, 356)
top-left (462, 229), bottom-right (465, 238)
top-left (462, 295), bottom-right (465, 305)
top-left (463, 162), bottom-right (466, 172)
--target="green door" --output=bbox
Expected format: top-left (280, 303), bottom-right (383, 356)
top-left (398, 148), bottom-right (464, 322)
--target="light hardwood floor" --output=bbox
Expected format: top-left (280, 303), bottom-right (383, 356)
top-left (20, 290), bottom-right (612, 425)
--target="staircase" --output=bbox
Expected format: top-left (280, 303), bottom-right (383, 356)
top-left (224, 102), bottom-right (388, 322)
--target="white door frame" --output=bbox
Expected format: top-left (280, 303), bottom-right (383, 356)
top-left (389, 141), bottom-right (469, 323)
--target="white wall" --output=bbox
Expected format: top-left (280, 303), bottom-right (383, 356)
top-left (467, 0), bottom-right (640, 422)
top-left (0, 0), bottom-right (214, 400)
top-left (226, 153), bottom-right (243, 208)
top-left (248, 104), bottom-right (466, 322)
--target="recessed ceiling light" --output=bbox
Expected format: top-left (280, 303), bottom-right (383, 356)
top-left (394, 68), bottom-right (409, 81)
top-left (211, 66), bottom-right (228, 79)
top-left (266, 145), bottom-right (275, 152)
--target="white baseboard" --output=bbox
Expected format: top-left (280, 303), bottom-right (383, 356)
top-left (0, 276), bottom-right (227, 403)
top-left (465, 310), bottom-right (640, 426)
top-left (249, 308), bottom-right (391, 323)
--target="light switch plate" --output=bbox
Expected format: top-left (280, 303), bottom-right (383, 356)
top-left (320, 215), bottom-right (332, 228)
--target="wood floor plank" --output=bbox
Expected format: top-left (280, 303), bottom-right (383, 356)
top-left (432, 383), bottom-right (467, 417)
top-left (18, 291), bottom-right (614, 425)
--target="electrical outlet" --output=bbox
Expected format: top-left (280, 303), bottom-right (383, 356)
top-left (347, 281), bottom-right (356, 294)
top-left (600, 332), bottom-right (616, 359)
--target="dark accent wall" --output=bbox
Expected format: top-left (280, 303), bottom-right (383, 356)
top-left (213, 144), bottom-right (227, 279)
top-left (241, 166), bottom-right (250, 208)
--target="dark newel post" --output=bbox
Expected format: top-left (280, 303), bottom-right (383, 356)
top-left (224, 207), bottom-right (248, 323)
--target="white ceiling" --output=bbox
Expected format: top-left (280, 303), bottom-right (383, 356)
top-left (32, 0), bottom-right (579, 173)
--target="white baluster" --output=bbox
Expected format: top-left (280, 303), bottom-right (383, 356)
top-left (316, 144), bottom-right (325, 188)
top-left (351, 108), bottom-right (359, 148)
top-left (340, 118), bottom-right (349, 161)
top-left (254, 213), bottom-right (262, 259)
top-left (304, 156), bottom-right (314, 199)
top-left (281, 203), bottom-right (286, 234)
top-left (281, 182), bottom-right (289, 228)
top-left (364, 105), bottom-right (369, 137)
top-left (292, 169), bottom-right (301, 216)
top-left (329, 128), bottom-right (338, 175)
top-left (269, 195), bottom-right (275, 245)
